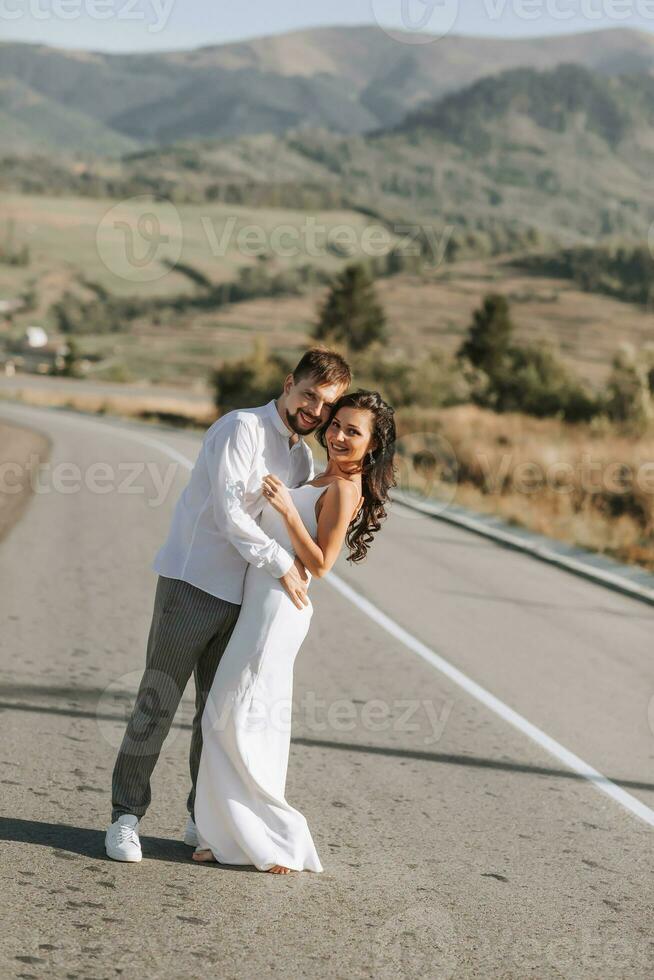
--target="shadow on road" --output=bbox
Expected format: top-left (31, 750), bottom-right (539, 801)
top-left (0, 817), bottom-right (263, 872)
top-left (292, 736), bottom-right (654, 795)
top-left (3, 686), bottom-right (653, 796)
top-left (0, 699), bottom-right (192, 730)
top-left (0, 816), bottom-right (192, 863)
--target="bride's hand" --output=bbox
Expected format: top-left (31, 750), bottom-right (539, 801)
top-left (261, 474), bottom-right (294, 517)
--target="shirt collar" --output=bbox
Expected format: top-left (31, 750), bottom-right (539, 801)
top-left (267, 399), bottom-right (294, 439)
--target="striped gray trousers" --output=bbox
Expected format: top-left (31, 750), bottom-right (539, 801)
top-left (111, 575), bottom-right (241, 823)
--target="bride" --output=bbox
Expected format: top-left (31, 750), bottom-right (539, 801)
top-left (192, 389), bottom-right (397, 873)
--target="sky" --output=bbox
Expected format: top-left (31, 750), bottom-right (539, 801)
top-left (2, 0), bottom-right (654, 52)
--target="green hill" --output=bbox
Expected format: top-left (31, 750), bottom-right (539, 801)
top-left (3, 27), bottom-right (654, 152)
top-left (395, 63), bottom-right (644, 147)
top-left (0, 78), bottom-right (138, 156)
top-left (6, 61), bottom-right (654, 249)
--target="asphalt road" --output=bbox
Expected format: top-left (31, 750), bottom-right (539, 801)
top-left (0, 401), bottom-right (652, 980)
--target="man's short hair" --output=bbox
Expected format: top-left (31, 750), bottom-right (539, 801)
top-left (292, 347), bottom-right (351, 390)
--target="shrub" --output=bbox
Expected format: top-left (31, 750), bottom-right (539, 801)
top-left (210, 339), bottom-right (291, 415)
top-left (604, 345), bottom-right (654, 428)
top-left (492, 343), bottom-right (598, 421)
top-left (353, 345), bottom-right (471, 409)
top-left (458, 293), bottom-right (598, 421)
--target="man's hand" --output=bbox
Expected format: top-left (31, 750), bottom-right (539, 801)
top-left (280, 557), bottom-right (309, 610)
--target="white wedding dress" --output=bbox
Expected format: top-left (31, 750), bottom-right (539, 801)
top-left (194, 482), bottom-right (327, 872)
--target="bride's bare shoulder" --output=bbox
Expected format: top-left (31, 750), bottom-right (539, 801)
top-left (324, 476), bottom-right (360, 496)
top-left (318, 477), bottom-right (362, 518)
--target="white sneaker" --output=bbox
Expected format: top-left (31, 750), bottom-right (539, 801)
top-left (183, 814), bottom-right (198, 847)
top-left (105, 814), bottom-right (142, 863)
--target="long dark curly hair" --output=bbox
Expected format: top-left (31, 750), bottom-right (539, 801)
top-left (317, 389), bottom-right (397, 563)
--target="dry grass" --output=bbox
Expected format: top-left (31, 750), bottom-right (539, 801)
top-left (397, 404), bottom-right (654, 570)
top-left (0, 387), bottom-right (215, 428)
top-left (376, 257), bottom-right (654, 387)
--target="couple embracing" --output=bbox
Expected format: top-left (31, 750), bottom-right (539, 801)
top-left (105, 348), bottom-right (397, 873)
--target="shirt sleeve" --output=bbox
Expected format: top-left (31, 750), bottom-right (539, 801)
top-left (208, 417), bottom-right (295, 579)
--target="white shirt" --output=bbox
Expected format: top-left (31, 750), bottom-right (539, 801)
top-left (152, 400), bottom-right (315, 604)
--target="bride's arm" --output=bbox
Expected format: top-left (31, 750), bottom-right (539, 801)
top-left (261, 476), bottom-right (360, 578)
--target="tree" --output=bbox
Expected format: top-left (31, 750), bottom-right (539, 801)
top-left (53, 338), bottom-right (82, 378)
top-left (604, 345), bottom-right (654, 427)
top-left (211, 339), bottom-right (291, 415)
top-left (457, 293), bottom-right (514, 376)
top-left (313, 263), bottom-right (387, 352)
top-left (459, 293), bottom-right (598, 421)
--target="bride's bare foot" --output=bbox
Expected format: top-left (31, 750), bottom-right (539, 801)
top-left (194, 850), bottom-right (293, 872)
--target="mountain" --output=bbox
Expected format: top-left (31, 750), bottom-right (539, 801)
top-left (371, 63), bottom-right (654, 241)
top-left (3, 26), bottom-right (654, 154)
top-left (0, 78), bottom-right (137, 156)
top-left (116, 62), bottom-right (654, 245)
top-left (395, 62), bottom-right (654, 147)
top-left (108, 68), bottom-right (378, 144)
top-left (8, 63), bottom-right (654, 248)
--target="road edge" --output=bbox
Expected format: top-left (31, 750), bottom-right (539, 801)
top-left (392, 489), bottom-right (654, 608)
top-left (0, 416), bottom-right (52, 545)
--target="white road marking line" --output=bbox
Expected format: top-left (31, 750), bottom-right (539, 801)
top-left (5, 402), bottom-right (654, 829)
top-left (324, 574), bottom-right (654, 828)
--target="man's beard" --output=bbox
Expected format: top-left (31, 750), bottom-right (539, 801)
top-left (286, 407), bottom-right (321, 435)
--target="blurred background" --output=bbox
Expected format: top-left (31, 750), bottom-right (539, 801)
top-left (2, 0), bottom-right (654, 569)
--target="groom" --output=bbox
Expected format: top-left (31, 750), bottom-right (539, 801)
top-left (106, 347), bottom-right (351, 862)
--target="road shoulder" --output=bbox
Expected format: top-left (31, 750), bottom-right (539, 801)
top-left (0, 419), bottom-right (51, 544)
